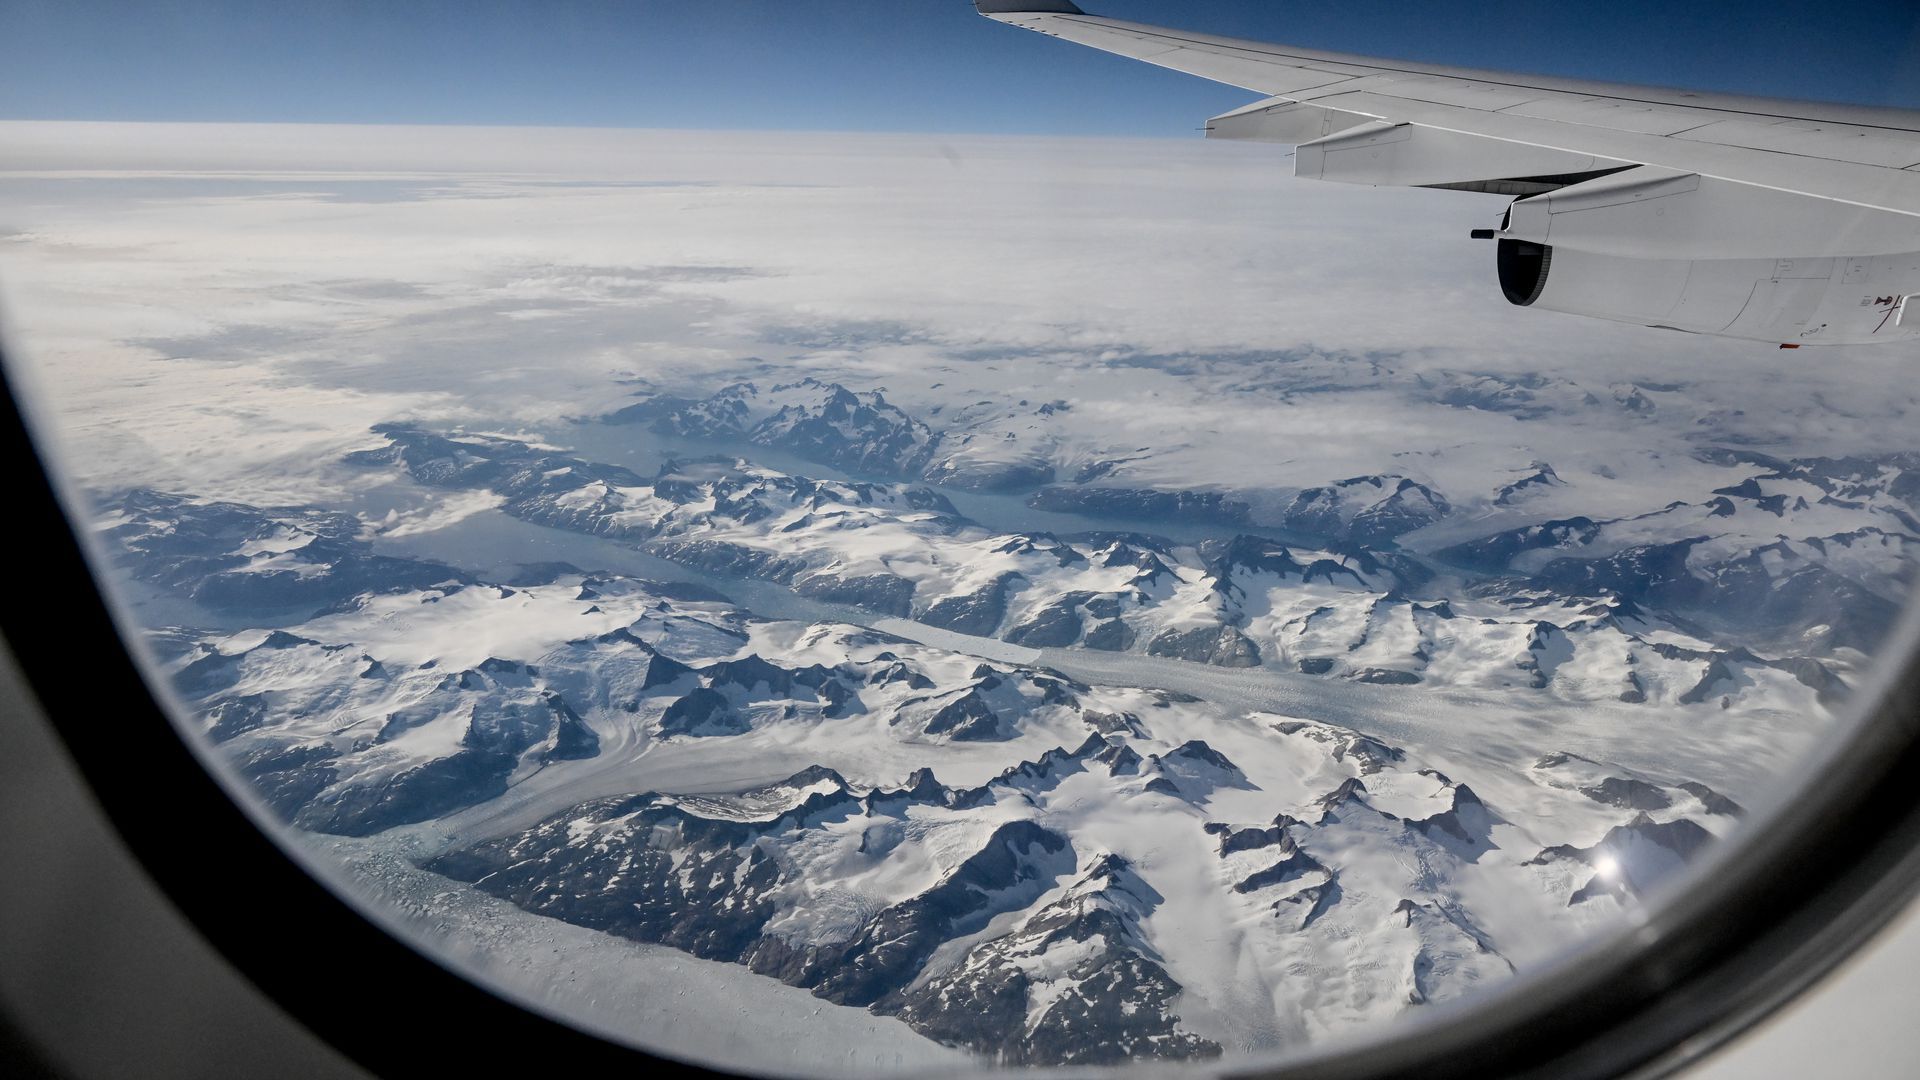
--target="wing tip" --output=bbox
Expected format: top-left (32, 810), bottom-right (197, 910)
top-left (975, 1), bottom-right (1085, 14)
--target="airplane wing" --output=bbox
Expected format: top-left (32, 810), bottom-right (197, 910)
top-left (975, 1), bottom-right (1920, 345)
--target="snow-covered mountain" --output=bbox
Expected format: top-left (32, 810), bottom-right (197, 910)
top-left (89, 399), bottom-right (1909, 1067)
top-left (597, 378), bottom-right (1917, 666)
top-left (346, 427), bottom-right (1845, 712)
top-left (1434, 450), bottom-right (1918, 655)
top-left (1277, 475), bottom-right (1453, 547)
top-left (118, 490), bottom-right (1749, 1065)
top-left (609, 378), bottom-right (944, 480)
top-left (97, 489), bottom-right (468, 613)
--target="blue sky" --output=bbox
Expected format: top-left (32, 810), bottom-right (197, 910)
top-left (3, 1), bottom-right (1918, 135)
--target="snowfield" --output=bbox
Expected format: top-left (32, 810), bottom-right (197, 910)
top-left (115, 489), bottom-right (1788, 1067)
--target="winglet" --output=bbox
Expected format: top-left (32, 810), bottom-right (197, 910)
top-left (975, 1), bottom-right (1085, 13)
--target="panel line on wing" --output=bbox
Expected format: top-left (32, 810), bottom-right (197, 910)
top-left (1019, 15), bottom-right (1920, 135)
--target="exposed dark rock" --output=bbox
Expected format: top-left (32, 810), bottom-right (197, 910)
top-left (1494, 463), bottom-right (1563, 506)
top-left (1619, 671), bottom-right (1647, 704)
top-left (1215, 825), bottom-right (1286, 856)
top-left (1081, 618), bottom-right (1135, 652)
top-left (1027, 486), bottom-right (1251, 526)
top-left (1677, 656), bottom-right (1737, 705)
top-left (924, 457), bottom-right (1055, 493)
top-left (792, 572), bottom-right (916, 616)
top-left (1004, 592), bottom-right (1092, 647)
top-left (918, 572), bottom-right (1022, 637)
top-left (1530, 813), bottom-right (1717, 902)
top-left (1347, 668), bottom-right (1421, 686)
top-left (659, 687), bottom-right (750, 737)
top-left (294, 748), bottom-right (518, 837)
top-left (204, 694), bottom-right (270, 742)
top-left (1145, 626), bottom-right (1261, 668)
top-left (1159, 740), bottom-right (1239, 774)
top-left (1277, 881), bottom-right (1342, 929)
top-left (701, 654), bottom-right (794, 696)
top-left (627, 379), bottom-right (942, 479)
top-left (1676, 782), bottom-right (1744, 817)
top-left (1580, 777), bottom-right (1671, 811)
top-left (231, 742), bottom-right (339, 818)
top-left (1280, 476), bottom-right (1450, 546)
top-left (540, 694), bottom-right (600, 762)
top-left (1094, 742), bottom-right (1143, 776)
top-left (1435, 517), bottom-right (1603, 574)
top-left (1315, 778), bottom-right (1372, 820)
top-left (1082, 711), bottom-right (1145, 737)
top-left (767, 819), bottom-right (1071, 1007)
top-left (99, 488), bottom-right (470, 616)
top-left (891, 854), bottom-right (1221, 1065)
top-left (1233, 839), bottom-right (1327, 894)
top-left (1409, 785), bottom-right (1496, 851)
top-left (641, 649), bottom-right (698, 691)
top-left (919, 689), bottom-right (1007, 742)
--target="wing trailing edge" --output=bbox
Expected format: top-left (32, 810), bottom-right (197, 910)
top-left (975, 2), bottom-right (1084, 13)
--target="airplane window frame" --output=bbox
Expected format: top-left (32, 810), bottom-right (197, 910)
top-left (0, 318), bottom-right (1918, 1080)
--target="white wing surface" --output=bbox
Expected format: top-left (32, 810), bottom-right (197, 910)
top-left (976, 1), bottom-right (1920, 345)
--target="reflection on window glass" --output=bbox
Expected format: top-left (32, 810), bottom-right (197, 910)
top-left (1, 18), bottom-right (1917, 1075)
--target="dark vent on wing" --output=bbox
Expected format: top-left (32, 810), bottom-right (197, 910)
top-left (1424, 165), bottom-right (1637, 198)
top-left (1498, 240), bottom-right (1553, 307)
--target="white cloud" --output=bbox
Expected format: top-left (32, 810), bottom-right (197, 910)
top-left (0, 121), bottom-right (1914, 518)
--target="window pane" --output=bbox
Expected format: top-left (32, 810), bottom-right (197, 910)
top-left (1, 10), bottom-right (1916, 1073)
